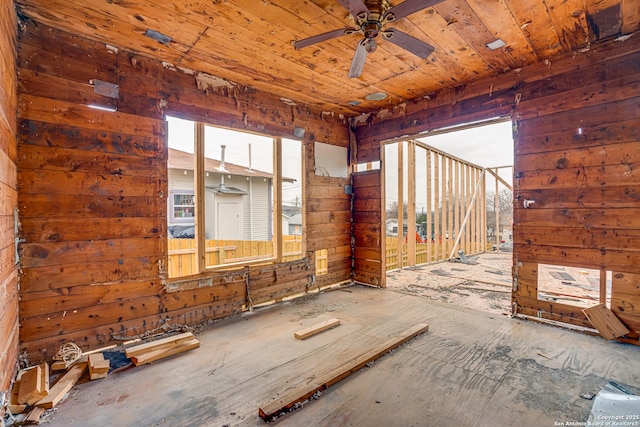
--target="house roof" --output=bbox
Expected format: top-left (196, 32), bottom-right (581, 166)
top-left (168, 148), bottom-right (296, 183)
top-left (168, 148), bottom-right (272, 179)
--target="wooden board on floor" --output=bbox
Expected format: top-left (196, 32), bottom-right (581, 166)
top-left (294, 318), bottom-right (341, 340)
top-left (18, 363), bottom-right (48, 405)
top-left (36, 362), bottom-right (87, 409)
top-left (88, 353), bottom-right (110, 380)
top-left (124, 332), bottom-right (195, 358)
top-left (258, 322), bottom-right (429, 421)
top-left (8, 380), bottom-right (26, 414)
top-left (130, 338), bottom-right (200, 366)
top-left (582, 304), bottom-right (630, 340)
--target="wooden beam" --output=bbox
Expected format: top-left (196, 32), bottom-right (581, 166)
top-left (407, 141), bottom-right (416, 267)
top-left (441, 156), bottom-right (447, 260)
top-left (426, 150), bottom-right (432, 263)
top-left (397, 142), bottom-right (404, 269)
top-left (36, 363), bottom-right (87, 409)
top-left (599, 270), bottom-right (607, 305)
top-left (8, 380), bottom-right (27, 414)
top-left (447, 156), bottom-right (453, 260)
top-left (18, 363), bottom-right (48, 405)
top-left (449, 170), bottom-right (486, 259)
top-left (495, 168), bottom-right (500, 252)
top-left (124, 332), bottom-right (195, 358)
top-left (274, 137), bottom-right (283, 261)
top-left (88, 353), bottom-right (110, 380)
top-left (433, 154), bottom-right (440, 260)
top-left (294, 318), bottom-right (341, 340)
top-left (258, 323), bottom-right (429, 422)
top-left (130, 338), bottom-right (200, 366)
top-left (486, 167), bottom-right (513, 191)
top-left (194, 122), bottom-right (205, 274)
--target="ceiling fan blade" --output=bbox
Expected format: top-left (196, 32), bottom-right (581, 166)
top-left (348, 39), bottom-right (368, 78)
top-left (382, 0), bottom-right (444, 23)
top-left (337, 0), bottom-right (370, 23)
top-left (294, 28), bottom-right (358, 50)
top-left (382, 29), bottom-right (435, 59)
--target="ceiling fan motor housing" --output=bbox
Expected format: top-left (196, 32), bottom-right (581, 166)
top-left (364, 0), bottom-right (390, 18)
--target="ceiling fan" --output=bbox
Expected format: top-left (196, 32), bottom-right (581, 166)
top-left (293, 0), bottom-right (444, 78)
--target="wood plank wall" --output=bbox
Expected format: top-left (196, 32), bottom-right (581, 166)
top-left (353, 170), bottom-right (384, 287)
top-left (513, 45), bottom-right (640, 331)
top-left (16, 19), bottom-right (350, 362)
top-left (354, 35), bottom-right (640, 334)
top-left (305, 141), bottom-right (352, 290)
top-left (0, 0), bottom-right (18, 400)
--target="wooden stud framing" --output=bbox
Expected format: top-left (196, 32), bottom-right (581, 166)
top-left (194, 122), bottom-right (206, 273)
top-left (454, 160), bottom-right (461, 255)
top-left (397, 142), bottom-right (404, 269)
top-left (426, 149), bottom-right (432, 263)
top-left (465, 165), bottom-right (473, 254)
top-left (494, 167), bottom-right (500, 252)
top-left (599, 269), bottom-right (607, 305)
top-left (433, 153), bottom-right (440, 261)
top-left (274, 137), bottom-right (283, 261)
top-left (481, 173), bottom-right (487, 251)
top-left (440, 155), bottom-right (447, 260)
top-left (447, 156), bottom-right (453, 260)
top-left (475, 168), bottom-right (482, 254)
top-left (407, 141), bottom-right (416, 267)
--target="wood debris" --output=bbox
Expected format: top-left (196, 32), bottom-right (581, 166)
top-left (294, 318), bottom-right (341, 340)
top-left (17, 363), bottom-right (49, 406)
top-left (582, 304), bottom-right (630, 340)
top-left (36, 362), bottom-right (87, 409)
top-left (24, 406), bottom-right (46, 424)
top-left (88, 353), bottom-right (110, 380)
top-left (7, 379), bottom-right (27, 414)
top-left (125, 332), bottom-right (200, 366)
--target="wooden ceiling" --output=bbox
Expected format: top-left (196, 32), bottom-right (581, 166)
top-left (14, 0), bottom-right (640, 115)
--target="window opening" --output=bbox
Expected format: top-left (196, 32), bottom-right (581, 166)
top-left (166, 116), bottom-right (303, 279)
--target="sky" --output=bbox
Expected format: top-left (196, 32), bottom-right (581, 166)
top-left (384, 119), bottom-right (515, 213)
top-left (418, 120), bottom-right (514, 169)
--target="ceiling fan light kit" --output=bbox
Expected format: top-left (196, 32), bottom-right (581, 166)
top-left (293, 0), bottom-right (444, 78)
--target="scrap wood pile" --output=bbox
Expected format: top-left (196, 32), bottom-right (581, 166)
top-left (5, 332), bottom-right (199, 425)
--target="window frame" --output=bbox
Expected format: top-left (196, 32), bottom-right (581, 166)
top-left (166, 116), bottom-right (304, 279)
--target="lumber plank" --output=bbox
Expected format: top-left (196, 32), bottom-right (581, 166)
top-left (582, 304), bottom-right (630, 340)
top-left (130, 338), bottom-right (200, 366)
top-left (88, 353), bottom-right (110, 380)
top-left (50, 360), bottom-right (67, 371)
top-left (294, 318), bottom-right (341, 340)
top-left (124, 332), bottom-right (195, 358)
top-left (8, 380), bottom-right (27, 414)
top-left (259, 323), bottom-right (429, 421)
top-left (36, 363), bottom-right (87, 409)
top-left (24, 407), bottom-right (46, 424)
top-left (18, 364), bottom-right (47, 405)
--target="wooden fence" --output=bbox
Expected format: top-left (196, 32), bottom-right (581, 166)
top-left (169, 234), bottom-right (490, 278)
top-left (167, 235), bottom-right (304, 278)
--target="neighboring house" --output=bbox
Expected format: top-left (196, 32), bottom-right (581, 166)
top-left (288, 213), bottom-right (302, 235)
top-left (168, 148), bottom-right (294, 240)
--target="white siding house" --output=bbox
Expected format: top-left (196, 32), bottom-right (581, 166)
top-left (167, 148), bottom-right (280, 240)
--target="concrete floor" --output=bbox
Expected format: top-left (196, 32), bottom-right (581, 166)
top-left (28, 284), bottom-right (640, 427)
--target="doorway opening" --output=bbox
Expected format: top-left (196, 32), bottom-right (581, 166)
top-left (384, 119), bottom-right (515, 316)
